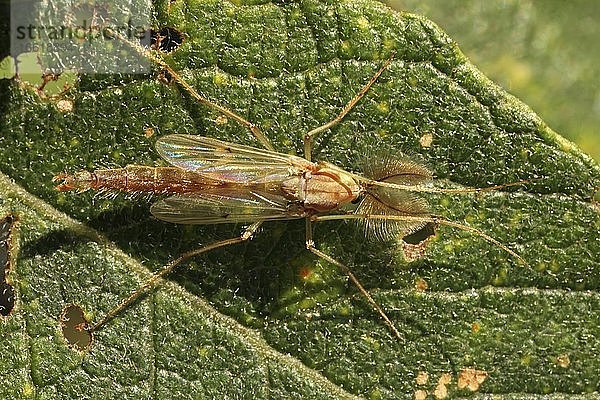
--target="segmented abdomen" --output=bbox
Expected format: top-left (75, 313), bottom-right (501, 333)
top-left (54, 166), bottom-right (223, 194)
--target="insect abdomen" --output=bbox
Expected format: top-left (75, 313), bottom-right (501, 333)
top-left (54, 166), bottom-right (219, 194)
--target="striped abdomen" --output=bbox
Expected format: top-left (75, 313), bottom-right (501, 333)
top-left (54, 166), bottom-right (224, 194)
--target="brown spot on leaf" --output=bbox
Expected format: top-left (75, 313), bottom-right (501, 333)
top-left (215, 115), bottom-right (229, 126)
top-left (556, 354), bottom-right (570, 368)
top-left (419, 132), bottom-right (433, 148)
top-left (415, 277), bottom-right (428, 291)
top-left (457, 368), bottom-right (488, 391)
top-left (433, 373), bottom-right (452, 399)
top-left (299, 266), bottom-right (312, 280)
top-left (56, 99), bottom-right (74, 113)
top-left (416, 370), bottom-right (428, 385)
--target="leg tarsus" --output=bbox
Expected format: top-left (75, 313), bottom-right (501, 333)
top-left (303, 53), bottom-right (395, 161)
top-left (89, 222), bottom-right (262, 333)
top-left (305, 241), bottom-right (404, 342)
top-left (109, 29), bottom-right (275, 151)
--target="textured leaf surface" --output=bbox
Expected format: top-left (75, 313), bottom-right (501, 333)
top-left (0, 1), bottom-right (599, 399)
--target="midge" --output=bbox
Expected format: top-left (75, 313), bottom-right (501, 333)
top-left (54, 44), bottom-right (528, 340)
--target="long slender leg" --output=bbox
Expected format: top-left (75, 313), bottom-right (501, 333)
top-left (303, 54), bottom-right (395, 161)
top-left (304, 219), bottom-right (403, 341)
top-left (89, 222), bottom-right (262, 333)
top-left (109, 29), bottom-right (275, 151)
top-left (312, 214), bottom-right (528, 267)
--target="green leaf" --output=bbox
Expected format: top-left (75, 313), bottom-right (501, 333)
top-left (1, 0), bottom-right (598, 398)
top-left (387, 0), bottom-right (600, 164)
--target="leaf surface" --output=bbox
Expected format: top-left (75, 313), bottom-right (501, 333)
top-left (0, 1), bottom-right (598, 398)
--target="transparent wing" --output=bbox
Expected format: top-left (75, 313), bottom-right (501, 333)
top-left (150, 189), bottom-right (306, 224)
top-left (155, 134), bottom-right (314, 184)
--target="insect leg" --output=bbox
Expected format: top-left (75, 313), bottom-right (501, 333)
top-left (312, 214), bottom-right (528, 267)
top-left (88, 222), bottom-right (263, 333)
top-left (109, 29), bottom-right (275, 151)
top-left (304, 219), bottom-right (403, 341)
top-left (303, 53), bottom-right (395, 161)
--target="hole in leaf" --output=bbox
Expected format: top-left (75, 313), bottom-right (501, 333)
top-left (401, 222), bottom-right (437, 262)
top-left (0, 282), bottom-right (15, 317)
top-left (0, 215), bottom-right (15, 258)
top-left (60, 305), bottom-right (92, 351)
top-left (151, 27), bottom-right (184, 53)
top-left (403, 222), bottom-right (437, 245)
top-left (0, 215), bottom-right (16, 317)
top-left (157, 69), bottom-right (174, 85)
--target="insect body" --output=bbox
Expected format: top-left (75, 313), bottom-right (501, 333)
top-left (53, 131), bottom-right (457, 253)
top-left (53, 40), bottom-right (527, 339)
top-left (54, 135), bottom-right (361, 219)
top-left (54, 134), bottom-right (526, 338)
